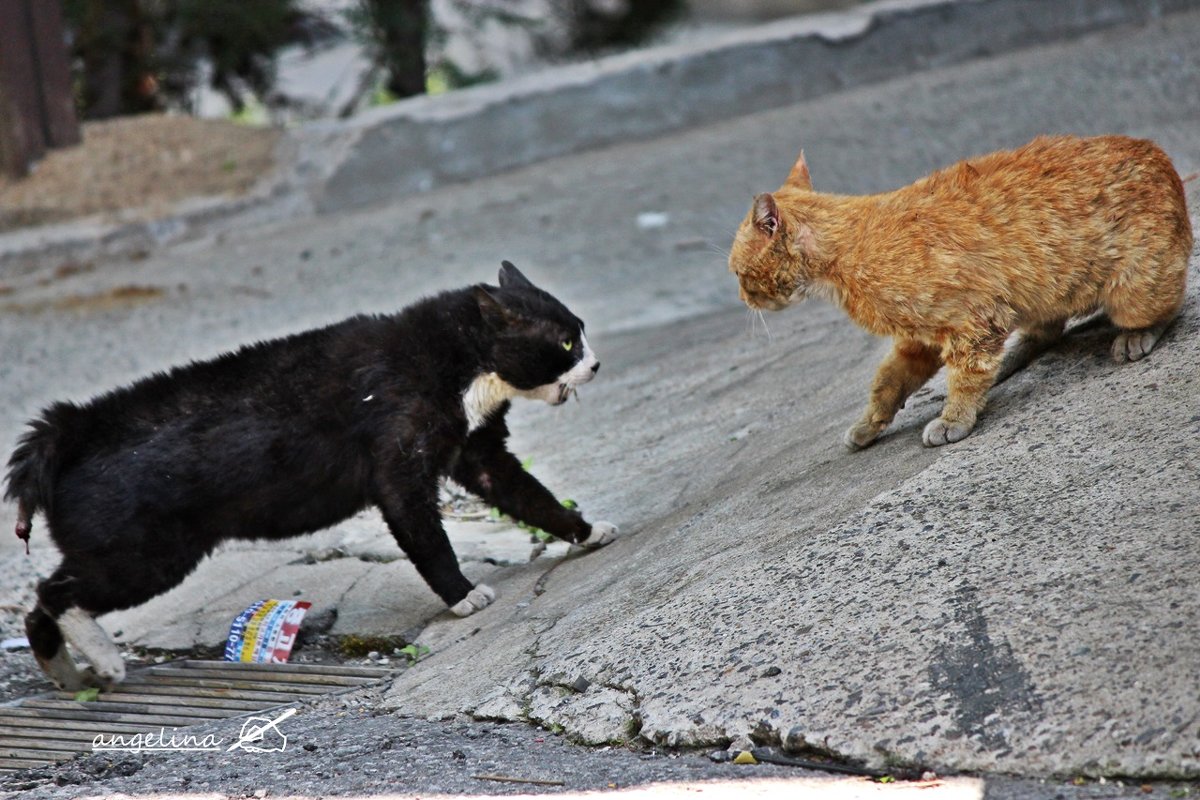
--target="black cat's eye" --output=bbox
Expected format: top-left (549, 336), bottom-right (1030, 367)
top-left (562, 340), bottom-right (574, 352)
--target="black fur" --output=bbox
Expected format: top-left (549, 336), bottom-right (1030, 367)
top-left (6, 263), bottom-right (604, 674)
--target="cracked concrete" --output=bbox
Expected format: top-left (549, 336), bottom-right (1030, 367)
top-left (526, 682), bottom-right (640, 746)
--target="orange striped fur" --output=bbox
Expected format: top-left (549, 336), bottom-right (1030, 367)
top-left (729, 135), bottom-right (1192, 448)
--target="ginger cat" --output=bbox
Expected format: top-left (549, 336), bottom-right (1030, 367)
top-left (729, 135), bottom-right (1192, 448)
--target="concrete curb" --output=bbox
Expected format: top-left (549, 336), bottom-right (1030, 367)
top-left (0, 0), bottom-right (1189, 274)
top-left (314, 0), bottom-right (1193, 213)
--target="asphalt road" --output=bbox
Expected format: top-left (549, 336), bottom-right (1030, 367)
top-left (0, 6), bottom-right (1198, 797)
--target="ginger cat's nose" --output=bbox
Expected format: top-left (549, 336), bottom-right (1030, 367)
top-left (739, 284), bottom-right (775, 310)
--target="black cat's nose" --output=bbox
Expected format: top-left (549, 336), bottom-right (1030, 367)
top-left (591, 361), bottom-right (601, 374)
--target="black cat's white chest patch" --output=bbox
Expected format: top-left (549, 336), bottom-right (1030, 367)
top-left (462, 373), bottom-right (518, 432)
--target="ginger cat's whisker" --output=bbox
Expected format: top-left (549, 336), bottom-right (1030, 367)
top-left (757, 310), bottom-right (773, 343)
top-left (701, 214), bottom-right (744, 238)
top-left (727, 135), bottom-right (1191, 448)
top-left (707, 243), bottom-right (732, 260)
top-left (745, 308), bottom-right (759, 339)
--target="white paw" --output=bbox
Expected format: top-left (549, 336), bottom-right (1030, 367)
top-left (922, 417), bottom-right (974, 447)
top-left (1111, 330), bottom-right (1159, 363)
top-left (57, 607), bottom-right (125, 685)
top-left (450, 584), bottom-right (496, 617)
top-left (90, 656), bottom-right (127, 686)
top-left (581, 521), bottom-right (619, 548)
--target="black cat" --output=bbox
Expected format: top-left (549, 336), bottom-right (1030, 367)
top-left (5, 262), bottom-right (617, 689)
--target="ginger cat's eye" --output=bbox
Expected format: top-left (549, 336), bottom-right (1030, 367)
top-left (562, 341), bottom-right (574, 352)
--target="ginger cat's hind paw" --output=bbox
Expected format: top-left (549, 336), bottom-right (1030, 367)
top-left (922, 417), bottom-right (974, 447)
top-left (1111, 325), bottom-right (1167, 363)
top-left (843, 421), bottom-right (882, 451)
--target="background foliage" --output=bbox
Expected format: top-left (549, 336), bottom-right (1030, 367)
top-left (61, 0), bottom-right (684, 120)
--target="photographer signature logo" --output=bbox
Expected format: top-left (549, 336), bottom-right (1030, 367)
top-left (230, 708), bottom-right (296, 753)
top-left (92, 708), bottom-right (297, 754)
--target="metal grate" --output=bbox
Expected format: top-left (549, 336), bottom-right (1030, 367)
top-left (0, 660), bottom-right (396, 772)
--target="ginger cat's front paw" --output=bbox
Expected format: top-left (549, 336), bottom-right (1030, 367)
top-left (843, 420), bottom-right (883, 451)
top-left (580, 521), bottom-right (619, 548)
top-left (1111, 326), bottom-right (1166, 363)
top-left (450, 584), bottom-right (496, 617)
top-left (922, 417), bottom-right (974, 447)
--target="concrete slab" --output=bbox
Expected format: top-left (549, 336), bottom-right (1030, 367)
top-left (100, 549), bottom-right (376, 651)
top-left (95, 516), bottom-right (547, 650)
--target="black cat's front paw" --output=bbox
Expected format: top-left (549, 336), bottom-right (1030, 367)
top-left (579, 521), bottom-right (619, 548)
top-left (449, 584), bottom-right (496, 617)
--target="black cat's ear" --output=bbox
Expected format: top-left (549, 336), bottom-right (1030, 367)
top-left (498, 260), bottom-right (535, 290)
top-left (753, 193), bottom-right (780, 237)
top-left (785, 149), bottom-right (812, 190)
top-left (473, 286), bottom-right (514, 327)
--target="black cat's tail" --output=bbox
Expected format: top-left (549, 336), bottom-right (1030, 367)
top-left (5, 403), bottom-right (82, 553)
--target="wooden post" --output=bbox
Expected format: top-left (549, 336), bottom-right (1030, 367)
top-left (0, 0), bottom-right (80, 178)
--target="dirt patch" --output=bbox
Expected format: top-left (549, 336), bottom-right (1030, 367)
top-left (0, 285), bottom-right (166, 315)
top-left (0, 115), bottom-right (280, 233)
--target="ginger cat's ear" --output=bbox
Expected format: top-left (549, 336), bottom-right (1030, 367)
top-left (786, 149), bottom-right (812, 190)
top-left (753, 193), bottom-right (781, 236)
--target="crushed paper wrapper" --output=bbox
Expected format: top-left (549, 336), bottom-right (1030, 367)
top-left (224, 599), bottom-right (311, 663)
